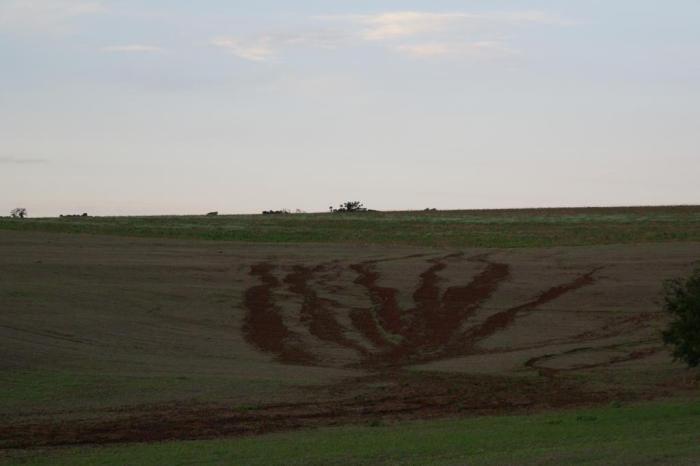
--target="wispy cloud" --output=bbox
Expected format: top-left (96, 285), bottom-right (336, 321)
top-left (210, 30), bottom-right (345, 62)
top-left (101, 45), bottom-right (163, 53)
top-left (319, 12), bottom-right (468, 41)
top-left (319, 10), bottom-right (569, 41)
top-left (212, 10), bottom-right (568, 62)
top-left (210, 37), bottom-right (276, 62)
top-left (394, 40), bottom-right (516, 59)
top-left (0, 0), bottom-right (105, 34)
top-left (0, 156), bottom-right (48, 165)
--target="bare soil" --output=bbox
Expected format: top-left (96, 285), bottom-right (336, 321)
top-left (1, 231), bottom-right (699, 449)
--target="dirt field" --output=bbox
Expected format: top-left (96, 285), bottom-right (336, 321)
top-left (1, 230), bottom-right (699, 450)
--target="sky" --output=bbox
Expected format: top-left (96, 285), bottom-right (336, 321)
top-left (1, 0), bottom-right (699, 217)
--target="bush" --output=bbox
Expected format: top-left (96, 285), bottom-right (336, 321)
top-left (10, 207), bottom-right (27, 219)
top-left (331, 201), bottom-right (367, 213)
top-left (262, 209), bottom-right (290, 215)
top-left (662, 266), bottom-right (700, 367)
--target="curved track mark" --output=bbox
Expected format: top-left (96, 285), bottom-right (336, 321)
top-left (525, 344), bottom-right (661, 377)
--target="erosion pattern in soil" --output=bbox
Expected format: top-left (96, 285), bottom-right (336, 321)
top-left (242, 254), bottom-right (612, 369)
top-left (1, 254), bottom-right (677, 450)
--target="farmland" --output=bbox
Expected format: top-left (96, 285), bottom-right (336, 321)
top-left (1, 206), bottom-right (700, 464)
top-left (1, 205), bottom-right (700, 248)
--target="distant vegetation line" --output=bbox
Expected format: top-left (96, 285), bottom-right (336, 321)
top-left (1, 206), bottom-right (700, 248)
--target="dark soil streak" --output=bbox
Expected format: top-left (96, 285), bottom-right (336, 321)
top-left (351, 263), bottom-right (403, 337)
top-left (283, 265), bottom-right (368, 357)
top-left (244, 260), bottom-right (603, 371)
top-left (362, 255), bottom-right (510, 367)
top-left (0, 373), bottom-right (622, 450)
top-left (436, 260), bottom-right (510, 348)
top-left (464, 267), bottom-right (604, 345)
top-left (411, 261), bottom-right (446, 315)
top-left (243, 263), bottom-right (316, 365)
top-left (349, 308), bottom-right (391, 349)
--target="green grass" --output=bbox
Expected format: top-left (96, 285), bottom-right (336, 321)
top-left (2, 206), bottom-right (700, 248)
top-left (0, 369), bottom-right (287, 419)
top-left (4, 399), bottom-right (700, 465)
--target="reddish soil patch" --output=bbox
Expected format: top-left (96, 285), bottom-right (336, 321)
top-left (365, 256), bottom-right (511, 367)
top-left (244, 257), bottom-right (605, 370)
top-left (284, 265), bottom-right (367, 357)
top-left (350, 263), bottom-right (403, 336)
top-left (463, 267), bottom-right (603, 346)
top-left (349, 308), bottom-right (391, 349)
top-left (242, 264), bottom-right (316, 365)
top-left (424, 259), bottom-right (510, 351)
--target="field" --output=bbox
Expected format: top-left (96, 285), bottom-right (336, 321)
top-left (1, 206), bottom-right (700, 464)
top-left (6, 400), bottom-right (700, 465)
top-left (2, 205), bottom-right (700, 248)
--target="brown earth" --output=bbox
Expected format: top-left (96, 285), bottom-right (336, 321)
top-left (1, 231), bottom-right (700, 449)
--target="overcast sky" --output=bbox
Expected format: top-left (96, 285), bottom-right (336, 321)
top-left (1, 0), bottom-right (699, 216)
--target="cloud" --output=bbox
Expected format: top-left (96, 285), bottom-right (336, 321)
top-left (0, 156), bottom-right (48, 165)
top-left (210, 37), bottom-right (276, 62)
top-left (395, 42), bottom-right (451, 57)
top-left (0, 0), bottom-right (105, 34)
top-left (211, 29), bottom-right (347, 62)
top-left (212, 10), bottom-right (568, 62)
top-left (395, 41), bottom-right (516, 59)
top-left (319, 11), bottom-right (569, 41)
top-left (101, 45), bottom-right (163, 53)
top-left (324, 12), bottom-right (469, 41)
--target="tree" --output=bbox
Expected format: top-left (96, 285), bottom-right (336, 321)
top-left (662, 266), bottom-right (700, 367)
top-left (10, 208), bottom-right (27, 219)
top-left (332, 201), bottom-right (367, 213)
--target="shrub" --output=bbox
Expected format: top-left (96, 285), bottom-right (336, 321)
top-left (10, 208), bottom-right (27, 218)
top-left (662, 266), bottom-right (700, 367)
top-left (331, 201), bottom-right (367, 213)
top-left (262, 209), bottom-right (290, 215)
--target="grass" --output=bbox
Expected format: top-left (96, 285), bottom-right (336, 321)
top-left (1, 206), bottom-right (700, 248)
top-left (0, 369), bottom-right (289, 421)
top-left (4, 399), bottom-right (700, 465)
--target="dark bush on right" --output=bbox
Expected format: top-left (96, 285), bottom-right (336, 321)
top-left (662, 266), bottom-right (700, 367)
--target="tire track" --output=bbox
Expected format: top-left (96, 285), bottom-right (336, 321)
top-left (524, 343), bottom-right (661, 377)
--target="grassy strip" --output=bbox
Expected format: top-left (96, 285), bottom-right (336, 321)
top-left (4, 399), bottom-right (700, 465)
top-left (1, 206), bottom-right (700, 248)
